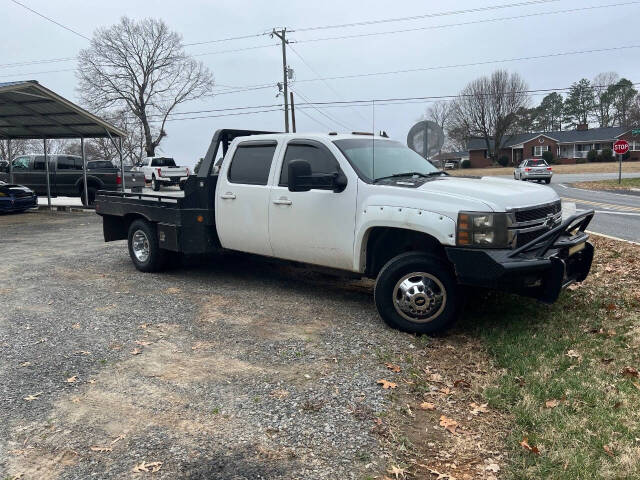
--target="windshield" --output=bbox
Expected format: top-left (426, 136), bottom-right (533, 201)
top-left (333, 139), bottom-right (439, 182)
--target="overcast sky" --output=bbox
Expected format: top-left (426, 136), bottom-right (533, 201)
top-left (3, 0), bottom-right (640, 166)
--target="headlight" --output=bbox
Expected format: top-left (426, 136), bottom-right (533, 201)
top-left (457, 212), bottom-right (512, 248)
top-left (0, 192), bottom-right (7, 197)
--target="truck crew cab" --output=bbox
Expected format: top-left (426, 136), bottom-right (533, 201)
top-left (95, 129), bottom-right (594, 334)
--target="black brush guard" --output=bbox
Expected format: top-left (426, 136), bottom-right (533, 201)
top-left (446, 210), bottom-right (595, 303)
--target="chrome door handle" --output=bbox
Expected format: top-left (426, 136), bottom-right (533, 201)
top-left (273, 198), bottom-right (292, 205)
top-left (220, 192), bottom-right (236, 200)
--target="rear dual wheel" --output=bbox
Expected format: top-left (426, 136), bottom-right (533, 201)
top-left (128, 219), bottom-right (166, 272)
top-left (374, 253), bottom-right (461, 334)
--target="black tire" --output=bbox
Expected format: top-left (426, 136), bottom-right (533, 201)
top-left (127, 219), bottom-right (166, 272)
top-left (151, 176), bottom-right (160, 191)
top-left (81, 187), bottom-right (97, 207)
top-left (544, 178), bottom-right (551, 184)
top-left (374, 252), bottom-right (461, 335)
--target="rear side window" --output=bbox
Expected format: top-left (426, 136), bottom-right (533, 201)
top-left (279, 144), bottom-right (339, 186)
top-left (57, 156), bottom-right (79, 170)
top-left (151, 158), bottom-right (177, 167)
top-left (228, 144), bottom-right (276, 185)
top-left (33, 156), bottom-right (46, 171)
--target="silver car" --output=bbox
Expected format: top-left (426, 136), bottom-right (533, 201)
top-left (514, 159), bottom-right (553, 184)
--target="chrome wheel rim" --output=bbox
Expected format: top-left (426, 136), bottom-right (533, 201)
top-left (393, 272), bottom-right (446, 323)
top-left (132, 230), bottom-right (150, 263)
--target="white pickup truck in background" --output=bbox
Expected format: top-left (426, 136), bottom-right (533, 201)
top-left (137, 157), bottom-right (190, 191)
top-left (97, 130), bottom-right (595, 334)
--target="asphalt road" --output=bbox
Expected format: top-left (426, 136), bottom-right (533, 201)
top-left (550, 173), bottom-right (640, 243)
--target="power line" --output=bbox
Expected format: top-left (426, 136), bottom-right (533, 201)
top-left (294, 1), bottom-right (640, 43)
top-left (294, 105), bottom-right (333, 130)
top-left (184, 32), bottom-right (269, 47)
top-left (293, 44), bottom-right (640, 84)
top-left (292, 0), bottom-right (562, 32)
top-left (8, 0), bottom-right (90, 40)
top-left (0, 56), bottom-right (76, 68)
top-left (290, 87), bottom-right (353, 131)
top-left (151, 107), bottom-right (283, 123)
top-left (288, 44), bottom-right (370, 125)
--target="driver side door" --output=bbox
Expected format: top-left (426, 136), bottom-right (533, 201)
top-left (268, 140), bottom-right (357, 270)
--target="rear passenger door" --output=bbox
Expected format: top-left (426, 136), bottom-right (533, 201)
top-left (215, 140), bottom-right (278, 257)
top-left (55, 156), bottom-right (81, 196)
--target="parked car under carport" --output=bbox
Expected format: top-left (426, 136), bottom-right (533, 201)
top-left (0, 180), bottom-right (38, 213)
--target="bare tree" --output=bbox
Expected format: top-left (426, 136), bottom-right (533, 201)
top-left (0, 139), bottom-right (39, 162)
top-left (424, 101), bottom-right (451, 154)
top-left (77, 17), bottom-right (214, 157)
top-left (593, 72), bottom-right (619, 127)
top-left (449, 70), bottom-right (529, 162)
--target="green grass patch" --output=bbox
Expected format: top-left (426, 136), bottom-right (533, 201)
top-left (573, 177), bottom-right (640, 191)
top-left (463, 237), bottom-right (640, 479)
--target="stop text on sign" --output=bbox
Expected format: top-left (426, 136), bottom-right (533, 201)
top-left (613, 140), bottom-right (630, 155)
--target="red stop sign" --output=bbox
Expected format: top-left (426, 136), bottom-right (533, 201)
top-left (614, 140), bottom-right (630, 155)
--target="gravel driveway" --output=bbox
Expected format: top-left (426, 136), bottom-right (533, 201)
top-left (0, 211), bottom-right (506, 480)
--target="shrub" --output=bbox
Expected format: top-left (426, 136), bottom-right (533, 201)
top-left (542, 150), bottom-right (556, 164)
top-left (576, 157), bottom-right (587, 164)
top-left (497, 156), bottom-right (509, 167)
top-left (587, 149), bottom-right (598, 163)
top-left (461, 159), bottom-right (471, 169)
top-left (600, 148), bottom-right (614, 162)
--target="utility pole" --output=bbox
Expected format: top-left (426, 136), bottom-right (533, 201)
top-left (290, 91), bottom-right (296, 133)
top-left (272, 28), bottom-right (290, 132)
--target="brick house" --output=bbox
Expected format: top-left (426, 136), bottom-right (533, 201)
top-left (467, 125), bottom-right (640, 168)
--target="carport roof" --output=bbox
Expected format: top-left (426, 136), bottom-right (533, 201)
top-left (0, 80), bottom-right (126, 139)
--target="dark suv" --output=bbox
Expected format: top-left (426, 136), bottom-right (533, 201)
top-left (0, 155), bottom-right (144, 206)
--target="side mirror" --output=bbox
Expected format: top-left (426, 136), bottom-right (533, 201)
top-left (288, 159), bottom-right (312, 192)
top-left (332, 172), bottom-right (347, 193)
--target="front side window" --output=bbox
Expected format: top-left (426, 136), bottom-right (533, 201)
top-left (33, 156), bottom-right (46, 171)
top-left (333, 139), bottom-right (439, 183)
top-left (12, 156), bottom-right (30, 170)
top-left (227, 143), bottom-right (276, 185)
top-left (279, 144), bottom-right (339, 186)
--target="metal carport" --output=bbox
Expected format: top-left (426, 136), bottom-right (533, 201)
top-left (0, 80), bottom-right (126, 208)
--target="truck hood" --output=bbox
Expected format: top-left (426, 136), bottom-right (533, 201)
top-left (417, 176), bottom-right (559, 211)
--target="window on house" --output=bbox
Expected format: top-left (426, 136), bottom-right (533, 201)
top-left (533, 145), bottom-right (549, 157)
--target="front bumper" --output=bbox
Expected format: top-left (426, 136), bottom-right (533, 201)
top-left (446, 211), bottom-right (594, 303)
top-left (0, 195), bottom-right (38, 212)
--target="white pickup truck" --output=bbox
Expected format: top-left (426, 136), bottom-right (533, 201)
top-left (137, 156), bottom-right (190, 191)
top-left (96, 129), bottom-right (594, 334)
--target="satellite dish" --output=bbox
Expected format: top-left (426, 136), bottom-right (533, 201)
top-left (407, 120), bottom-right (445, 159)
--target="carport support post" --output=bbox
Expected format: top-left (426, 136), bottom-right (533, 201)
top-left (81, 137), bottom-right (88, 206)
top-left (119, 137), bottom-right (125, 191)
top-left (44, 137), bottom-right (52, 209)
top-left (618, 154), bottom-right (622, 185)
top-left (7, 138), bottom-right (12, 183)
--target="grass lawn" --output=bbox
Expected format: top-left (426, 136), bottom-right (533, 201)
top-left (572, 177), bottom-right (640, 191)
top-left (449, 162), bottom-right (640, 177)
top-left (471, 235), bottom-right (640, 479)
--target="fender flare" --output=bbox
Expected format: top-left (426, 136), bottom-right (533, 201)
top-left (75, 175), bottom-right (104, 191)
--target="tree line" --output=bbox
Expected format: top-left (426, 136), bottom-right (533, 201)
top-left (427, 70), bottom-right (639, 160)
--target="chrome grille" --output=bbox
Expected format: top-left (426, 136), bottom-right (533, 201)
top-left (510, 201), bottom-right (563, 248)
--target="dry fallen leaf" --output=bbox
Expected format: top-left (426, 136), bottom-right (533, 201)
top-left (439, 387), bottom-right (451, 395)
top-left (520, 438), bottom-right (540, 455)
top-left (603, 445), bottom-right (615, 457)
top-left (545, 399), bottom-right (560, 409)
top-left (72, 323), bottom-right (81, 329)
top-left (622, 366), bottom-right (639, 378)
top-left (377, 379), bottom-right (398, 390)
top-left (470, 402), bottom-right (488, 415)
top-left (387, 465), bottom-right (407, 479)
top-left (566, 350), bottom-right (582, 361)
top-left (486, 463), bottom-right (500, 473)
top-left (132, 461), bottom-right (162, 473)
top-left (111, 435), bottom-right (125, 445)
top-left (384, 362), bottom-right (402, 373)
top-left (130, 348), bottom-right (142, 356)
top-left (270, 389), bottom-right (289, 399)
top-left (66, 375), bottom-right (77, 383)
top-left (20, 362), bottom-right (31, 367)
top-left (90, 446), bottom-right (112, 453)
top-left (439, 415), bottom-right (458, 434)
top-left (419, 401), bottom-right (436, 411)
top-left (23, 392), bottom-right (43, 401)
top-left (74, 350), bottom-right (91, 356)
top-left (135, 340), bottom-right (152, 346)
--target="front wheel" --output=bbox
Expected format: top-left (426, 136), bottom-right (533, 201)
top-left (127, 219), bottom-right (166, 272)
top-left (374, 252), bottom-right (461, 334)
